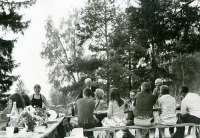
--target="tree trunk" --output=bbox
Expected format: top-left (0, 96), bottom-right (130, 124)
top-left (151, 42), bottom-right (157, 90)
top-left (129, 46), bottom-right (131, 91)
top-left (104, 0), bottom-right (110, 103)
top-left (180, 53), bottom-right (185, 85)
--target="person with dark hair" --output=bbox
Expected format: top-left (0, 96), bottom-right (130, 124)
top-left (21, 94), bottom-right (31, 106)
top-left (76, 88), bottom-right (96, 138)
top-left (157, 85), bottom-right (177, 138)
top-left (172, 86), bottom-right (200, 138)
top-left (0, 93), bottom-right (25, 130)
top-left (9, 93), bottom-right (25, 110)
top-left (102, 88), bottom-right (127, 127)
top-left (133, 82), bottom-right (156, 138)
top-left (76, 78), bottom-right (92, 101)
top-left (30, 84), bottom-right (62, 108)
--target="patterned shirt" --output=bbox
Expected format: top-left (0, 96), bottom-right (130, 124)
top-left (158, 94), bottom-right (177, 125)
top-left (94, 99), bottom-right (108, 111)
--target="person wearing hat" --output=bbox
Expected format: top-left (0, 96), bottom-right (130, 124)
top-left (30, 84), bottom-right (62, 108)
top-left (94, 89), bottom-right (108, 127)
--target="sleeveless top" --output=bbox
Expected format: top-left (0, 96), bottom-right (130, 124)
top-left (111, 100), bottom-right (126, 118)
top-left (31, 94), bottom-right (43, 108)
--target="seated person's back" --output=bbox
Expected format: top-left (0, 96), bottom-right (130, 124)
top-left (77, 98), bottom-right (95, 126)
top-left (134, 91), bottom-right (156, 118)
top-left (158, 85), bottom-right (177, 125)
top-left (102, 88), bottom-right (127, 127)
top-left (133, 82), bottom-right (156, 138)
top-left (112, 100), bottom-right (125, 118)
top-left (76, 88), bottom-right (95, 138)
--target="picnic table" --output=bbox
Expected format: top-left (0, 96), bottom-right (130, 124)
top-left (0, 117), bottom-right (65, 138)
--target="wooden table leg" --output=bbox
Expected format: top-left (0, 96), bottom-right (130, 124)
top-left (188, 126), bottom-right (192, 135)
top-left (193, 126), bottom-right (196, 138)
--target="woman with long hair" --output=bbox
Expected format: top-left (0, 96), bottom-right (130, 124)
top-left (99, 88), bottom-right (128, 138)
top-left (102, 88), bottom-right (127, 127)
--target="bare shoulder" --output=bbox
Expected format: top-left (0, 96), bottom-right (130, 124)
top-left (41, 94), bottom-right (46, 100)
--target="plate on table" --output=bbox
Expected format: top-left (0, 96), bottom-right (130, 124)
top-left (47, 110), bottom-right (58, 123)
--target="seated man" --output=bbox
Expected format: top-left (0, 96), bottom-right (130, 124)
top-left (172, 86), bottom-right (200, 138)
top-left (76, 88), bottom-right (96, 138)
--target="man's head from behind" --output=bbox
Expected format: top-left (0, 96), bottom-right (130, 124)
top-left (160, 85), bottom-right (169, 95)
top-left (141, 82), bottom-right (151, 93)
top-left (83, 88), bottom-right (92, 98)
top-left (179, 85), bottom-right (189, 98)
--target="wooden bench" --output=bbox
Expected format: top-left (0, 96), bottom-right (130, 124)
top-left (84, 123), bottom-right (200, 137)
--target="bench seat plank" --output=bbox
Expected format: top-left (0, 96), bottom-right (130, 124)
top-left (84, 123), bottom-right (200, 131)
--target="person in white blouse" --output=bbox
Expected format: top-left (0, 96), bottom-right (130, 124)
top-left (172, 86), bottom-right (200, 138)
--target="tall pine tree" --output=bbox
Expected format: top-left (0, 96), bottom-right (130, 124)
top-left (0, 0), bottom-right (36, 93)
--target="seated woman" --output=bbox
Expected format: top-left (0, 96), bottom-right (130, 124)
top-left (133, 82), bottom-right (156, 138)
top-left (94, 89), bottom-right (108, 127)
top-left (0, 93), bottom-right (25, 130)
top-left (102, 88), bottom-right (127, 127)
top-left (157, 85), bottom-right (177, 138)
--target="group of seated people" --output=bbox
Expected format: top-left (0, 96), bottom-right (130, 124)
top-left (1, 78), bottom-right (200, 138)
top-left (74, 78), bottom-right (200, 138)
top-left (0, 84), bottom-right (61, 130)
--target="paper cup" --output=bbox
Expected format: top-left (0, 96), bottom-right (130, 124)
top-left (6, 127), bottom-right (14, 136)
top-left (19, 128), bottom-right (26, 134)
top-left (6, 114), bottom-right (10, 117)
top-left (34, 126), bottom-right (46, 133)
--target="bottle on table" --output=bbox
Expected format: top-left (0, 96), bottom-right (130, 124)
top-left (71, 104), bottom-right (75, 116)
top-left (10, 102), bottom-right (19, 133)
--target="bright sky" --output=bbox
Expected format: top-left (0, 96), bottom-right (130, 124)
top-left (5, 0), bottom-right (87, 99)
top-left (4, 0), bottom-right (130, 99)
